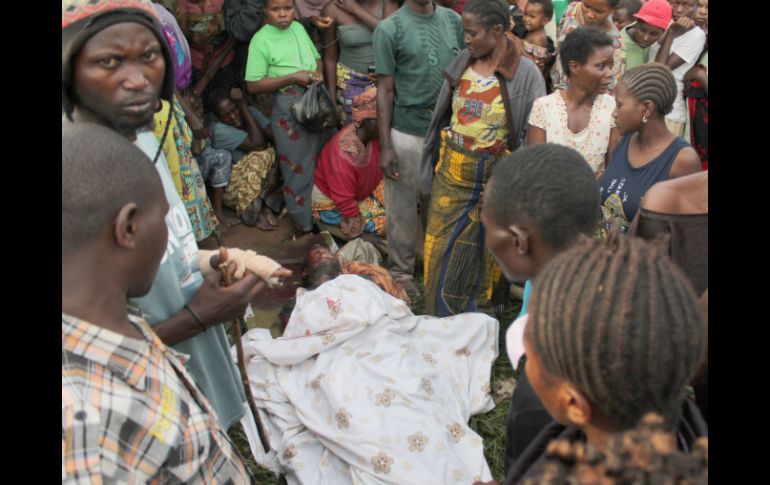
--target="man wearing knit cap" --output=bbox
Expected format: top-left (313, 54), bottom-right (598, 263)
top-left (620, 0), bottom-right (673, 70)
top-left (62, 1), bottom-right (291, 480)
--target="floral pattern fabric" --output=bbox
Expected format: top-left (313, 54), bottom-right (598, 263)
top-left (448, 68), bottom-right (509, 154)
top-left (527, 91), bottom-right (616, 174)
top-left (238, 275), bottom-right (498, 484)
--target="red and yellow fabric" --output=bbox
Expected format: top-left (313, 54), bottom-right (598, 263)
top-left (447, 67), bottom-right (509, 154)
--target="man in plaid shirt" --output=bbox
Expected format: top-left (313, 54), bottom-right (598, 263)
top-left (62, 122), bottom-right (252, 483)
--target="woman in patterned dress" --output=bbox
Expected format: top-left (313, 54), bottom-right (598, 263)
top-left (527, 27), bottom-right (619, 176)
top-left (421, 0), bottom-right (545, 317)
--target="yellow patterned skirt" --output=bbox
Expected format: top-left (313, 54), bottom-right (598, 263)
top-left (423, 131), bottom-right (506, 316)
top-left (222, 147), bottom-right (276, 216)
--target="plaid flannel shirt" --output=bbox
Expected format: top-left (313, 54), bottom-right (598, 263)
top-left (62, 307), bottom-right (251, 484)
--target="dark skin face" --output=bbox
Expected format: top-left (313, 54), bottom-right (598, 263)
top-left (523, 3), bottom-right (551, 31)
top-left (612, 81), bottom-right (653, 135)
top-left (306, 245), bottom-right (336, 270)
top-left (480, 184), bottom-right (535, 283)
top-left (668, 0), bottom-right (697, 21)
top-left (569, 46), bottom-right (614, 94)
top-left (357, 118), bottom-right (380, 142)
top-left (72, 23), bottom-right (165, 139)
top-left (265, 0), bottom-right (295, 29)
top-left (629, 20), bottom-right (665, 48)
top-left (462, 12), bottom-right (504, 60)
top-left (612, 7), bottom-right (632, 31)
top-left (581, 0), bottom-right (613, 27)
top-left (215, 98), bottom-right (242, 128)
top-left (695, 0), bottom-right (707, 26)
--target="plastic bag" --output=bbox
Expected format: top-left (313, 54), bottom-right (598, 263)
top-left (291, 82), bottom-right (338, 131)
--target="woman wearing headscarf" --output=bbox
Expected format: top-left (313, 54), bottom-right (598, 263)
top-left (312, 87), bottom-right (386, 239)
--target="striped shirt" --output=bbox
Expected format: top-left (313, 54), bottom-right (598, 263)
top-left (62, 307), bottom-right (251, 484)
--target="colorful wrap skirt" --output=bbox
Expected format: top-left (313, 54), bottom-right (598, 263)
top-left (423, 131), bottom-right (506, 316)
top-left (222, 147), bottom-right (276, 216)
top-left (336, 63), bottom-right (373, 126)
top-left (311, 180), bottom-right (386, 237)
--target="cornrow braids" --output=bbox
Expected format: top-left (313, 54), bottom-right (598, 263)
top-left (527, 235), bottom-right (706, 430)
top-left (462, 0), bottom-right (510, 31)
top-left (619, 62), bottom-right (678, 116)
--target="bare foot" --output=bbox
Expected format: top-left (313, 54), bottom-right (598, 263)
top-left (255, 210), bottom-right (274, 231)
top-left (216, 221), bottom-right (238, 238)
top-left (264, 208), bottom-right (279, 228)
top-left (241, 198), bottom-right (263, 226)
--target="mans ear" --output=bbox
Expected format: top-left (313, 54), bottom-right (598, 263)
top-left (114, 203), bottom-right (141, 250)
top-left (509, 224), bottom-right (530, 256)
top-left (560, 384), bottom-right (592, 427)
top-left (493, 24), bottom-right (505, 36)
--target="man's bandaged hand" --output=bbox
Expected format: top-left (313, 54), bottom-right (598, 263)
top-left (199, 248), bottom-right (292, 287)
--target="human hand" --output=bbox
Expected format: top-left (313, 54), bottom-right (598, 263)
top-left (191, 124), bottom-right (209, 140)
top-left (341, 214), bottom-right (365, 238)
top-left (188, 265), bottom-right (266, 327)
top-left (200, 248), bottom-right (291, 287)
top-left (671, 16), bottom-right (695, 35)
top-left (230, 87), bottom-right (246, 104)
top-left (191, 32), bottom-right (208, 47)
top-left (380, 147), bottom-right (399, 180)
top-left (293, 70), bottom-right (314, 87)
top-left (312, 15), bottom-right (334, 30)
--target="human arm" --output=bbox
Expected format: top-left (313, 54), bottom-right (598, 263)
top-left (667, 146), bottom-right (701, 179)
top-left (176, 89), bottom-right (206, 155)
top-left (684, 64), bottom-right (708, 96)
top-left (246, 71), bottom-right (314, 94)
top-left (231, 88), bottom-right (268, 151)
top-left (525, 97), bottom-right (548, 146)
top-left (526, 125), bottom-right (547, 145)
top-left (321, 3), bottom-right (340, 101)
top-left (654, 18), bottom-right (699, 70)
top-left (376, 75), bottom-right (398, 179)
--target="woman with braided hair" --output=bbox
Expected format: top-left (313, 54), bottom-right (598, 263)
top-left (598, 62), bottom-right (700, 236)
top-left (489, 235), bottom-right (707, 484)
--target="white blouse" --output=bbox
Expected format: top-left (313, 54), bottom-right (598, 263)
top-left (528, 91), bottom-right (616, 173)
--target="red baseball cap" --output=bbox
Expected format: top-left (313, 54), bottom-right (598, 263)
top-left (633, 0), bottom-right (673, 30)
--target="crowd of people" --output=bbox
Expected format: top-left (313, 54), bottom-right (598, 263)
top-left (62, 0), bottom-right (708, 482)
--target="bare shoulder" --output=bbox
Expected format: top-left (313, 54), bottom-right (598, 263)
top-left (321, 0), bottom-right (337, 17)
top-left (526, 30), bottom-right (548, 48)
top-left (668, 145), bottom-right (701, 178)
top-left (643, 170), bottom-right (708, 213)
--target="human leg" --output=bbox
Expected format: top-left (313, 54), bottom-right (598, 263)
top-left (386, 128), bottom-right (423, 284)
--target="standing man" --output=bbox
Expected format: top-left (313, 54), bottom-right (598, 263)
top-left (62, 0), bottom-right (290, 435)
top-left (373, 0), bottom-right (464, 298)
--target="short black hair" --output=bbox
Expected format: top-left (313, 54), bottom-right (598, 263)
top-left (62, 122), bottom-right (163, 251)
top-left (462, 0), bottom-right (511, 30)
top-left (559, 27), bottom-right (614, 77)
top-left (527, 0), bottom-right (554, 19)
top-left (206, 88), bottom-right (232, 117)
top-left (485, 144), bottom-right (600, 250)
top-left (616, 0), bottom-right (642, 15)
top-left (305, 259), bottom-right (343, 290)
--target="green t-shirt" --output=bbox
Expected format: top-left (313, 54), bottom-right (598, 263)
top-left (245, 21), bottom-right (320, 83)
top-left (621, 23), bottom-right (650, 71)
top-left (373, 4), bottom-right (464, 137)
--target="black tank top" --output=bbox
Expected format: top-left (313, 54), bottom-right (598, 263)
top-left (599, 134), bottom-right (690, 234)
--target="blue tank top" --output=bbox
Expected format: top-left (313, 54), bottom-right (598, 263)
top-left (599, 134), bottom-right (690, 234)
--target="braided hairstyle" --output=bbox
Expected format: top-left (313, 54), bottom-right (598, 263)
top-left (462, 0), bottom-right (510, 30)
top-left (619, 63), bottom-right (678, 116)
top-left (559, 27), bottom-right (614, 77)
top-left (526, 235), bottom-right (706, 429)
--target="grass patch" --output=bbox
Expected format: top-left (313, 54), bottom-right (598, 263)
top-left (231, 266), bottom-right (523, 483)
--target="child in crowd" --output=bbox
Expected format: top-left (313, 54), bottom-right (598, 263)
top-left (521, 0), bottom-right (554, 76)
top-left (612, 0), bottom-right (641, 31)
top-left (620, 0), bottom-right (671, 70)
top-left (206, 87), bottom-right (283, 230)
top-left (479, 144), bottom-right (601, 475)
top-left (650, 0), bottom-right (707, 138)
top-left (245, 0), bottom-right (331, 240)
top-left (62, 122), bottom-right (250, 483)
